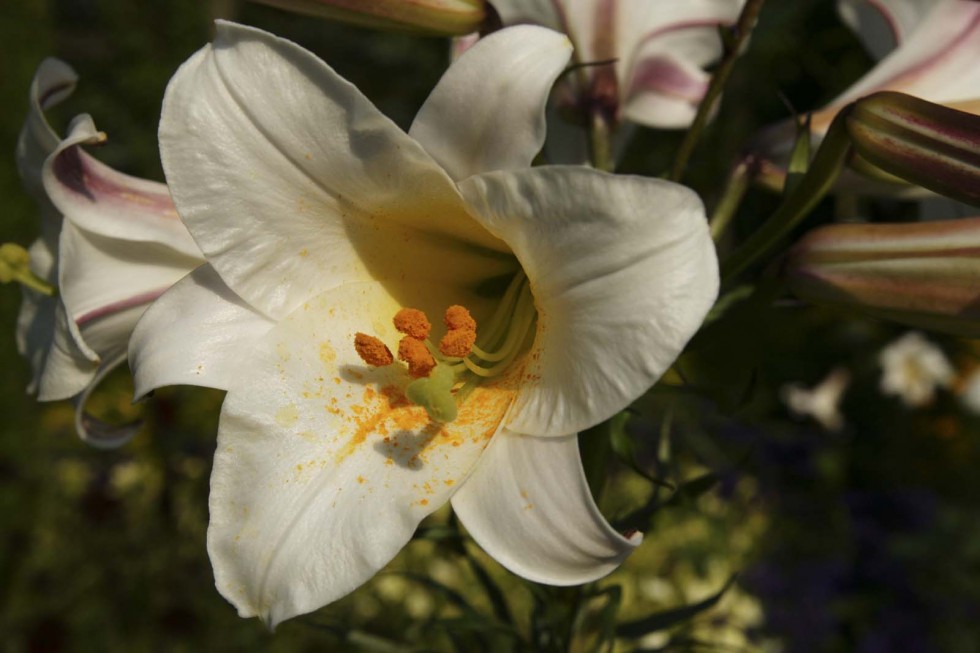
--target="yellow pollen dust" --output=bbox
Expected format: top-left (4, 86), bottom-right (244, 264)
top-left (393, 308), bottom-right (431, 340)
top-left (354, 332), bottom-right (393, 367)
top-left (439, 305), bottom-right (477, 358)
top-left (398, 336), bottom-right (436, 379)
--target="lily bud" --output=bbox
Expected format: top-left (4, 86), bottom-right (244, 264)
top-left (250, 0), bottom-right (486, 36)
top-left (846, 92), bottom-right (980, 207)
top-left (785, 218), bottom-right (980, 337)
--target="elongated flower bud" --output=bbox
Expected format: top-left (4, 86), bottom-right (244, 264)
top-left (250, 0), bottom-right (485, 35)
top-left (785, 218), bottom-right (980, 337)
top-left (846, 92), bottom-right (980, 207)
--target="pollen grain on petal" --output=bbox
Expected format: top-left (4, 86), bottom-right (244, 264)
top-left (439, 328), bottom-right (477, 358)
top-left (398, 336), bottom-right (436, 378)
top-left (393, 308), bottom-right (431, 340)
top-left (354, 332), bottom-right (394, 367)
top-left (444, 305), bottom-right (476, 332)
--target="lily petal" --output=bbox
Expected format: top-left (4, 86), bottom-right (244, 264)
top-left (837, 0), bottom-right (936, 58)
top-left (617, 0), bottom-right (739, 69)
top-left (208, 282), bottom-right (518, 626)
top-left (36, 300), bottom-right (98, 401)
top-left (130, 264), bottom-right (275, 398)
top-left (74, 352), bottom-right (142, 449)
top-left (58, 213), bottom-right (200, 352)
top-left (159, 20), bottom-right (506, 321)
top-left (488, 0), bottom-right (564, 32)
top-left (16, 57), bottom-right (76, 248)
top-left (813, 2), bottom-right (980, 135)
top-left (43, 115), bottom-right (199, 259)
top-left (460, 167), bottom-right (718, 436)
top-left (622, 53), bottom-right (711, 129)
top-left (17, 240), bottom-right (57, 394)
top-left (36, 217), bottom-right (194, 401)
top-left (451, 430), bottom-right (640, 585)
top-left (16, 59), bottom-right (77, 393)
top-left (409, 25), bottom-right (572, 180)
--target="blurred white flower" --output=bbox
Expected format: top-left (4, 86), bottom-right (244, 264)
top-left (485, 0), bottom-right (745, 130)
top-left (879, 332), bottom-right (954, 407)
top-left (957, 368), bottom-right (980, 415)
top-left (781, 367), bottom-right (851, 431)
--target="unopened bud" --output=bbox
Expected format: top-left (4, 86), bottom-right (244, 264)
top-left (250, 0), bottom-right (485, 36)
top-left (785, 219), bottom-right (980, 337)
top-left (846, 92), bottom-right (980, 207)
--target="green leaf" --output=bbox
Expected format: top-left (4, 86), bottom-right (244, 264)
top-left (609, 411), bottom-right (673, 489)
top-left (617, 575), bottom-right (739, 639)
top-left (784, 113), bottom-right (811, 197)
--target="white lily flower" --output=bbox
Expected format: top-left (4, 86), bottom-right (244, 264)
top-left (755, 0), bottom-right (980, 181)
top-left (485, 0), bottom-right (745, 130)
top-left (14, 58), bottom-right (204, 447)
top-left (958, 367), bottom-right (980, 415)
top-left (879, 331), bottom-right (954, 407)
top-left (129, 21), bottom-right (718, 626)
top-left (781, 367), bottom-right (851, 431)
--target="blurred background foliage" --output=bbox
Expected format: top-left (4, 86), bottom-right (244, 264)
top-left (2, 1), bottom-right (980, 651)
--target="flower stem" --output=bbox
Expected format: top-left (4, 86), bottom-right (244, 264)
top-left (668, 0), bottom-right (768, 182)
top-left (720, 108), bottom-right (854, 283)
top-left (588, 110), bottom-right (615, 172)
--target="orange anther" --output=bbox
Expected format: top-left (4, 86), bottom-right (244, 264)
top-left (444, 305), bottom-right (476, 332)
top-left (398, 336), bottom-right (436, 379)
top-left (439, 328), bottom-right (477, 358)
top-left (393, 308), bottom-right (431, 340)
top-left (354, 332), bottom-right (393, 367)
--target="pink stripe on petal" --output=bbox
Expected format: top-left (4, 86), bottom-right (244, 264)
top-left (887, 11), bottom-right (980, 86)
top-left (52, 144), bottom-right (180, 220)
top-left (628, 55), bottom-right (708, 102)
top-left (75, 287), bottom-right (168, 328)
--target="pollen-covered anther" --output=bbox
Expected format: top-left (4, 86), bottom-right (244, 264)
top-left (439, 305), bottom-right (477, 358)
top-left (444, 305), bottom-right (476, 332)
top-left (439, 328), bottom-right (477, 358)
top-left (398, 336), bottom-right (436, 379)
top-left (393, 308), bottom-right (431, 340)
top-left (354, 332), bottom-right (394, 367)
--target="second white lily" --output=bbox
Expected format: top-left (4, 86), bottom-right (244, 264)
top-left (14, 58), bottom-right (204, 447)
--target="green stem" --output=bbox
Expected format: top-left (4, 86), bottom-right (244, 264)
top-left (720, 108), bottom-right (854, 283)
top-left (589, 110), bottom-right (615, 172)
top-left (668, 0), bottom-right (768, 182)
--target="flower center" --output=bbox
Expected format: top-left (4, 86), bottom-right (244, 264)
top-left (353, 272), bottom-right (537, 423)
